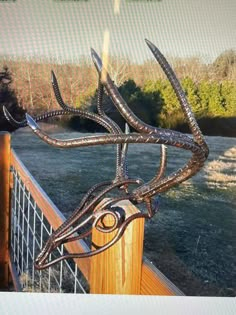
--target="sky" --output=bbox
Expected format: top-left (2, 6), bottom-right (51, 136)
top-left (0, 0), bottom-right (235, 64)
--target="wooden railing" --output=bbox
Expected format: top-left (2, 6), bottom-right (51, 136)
top-left (0, 132), bottom-right (183, 295)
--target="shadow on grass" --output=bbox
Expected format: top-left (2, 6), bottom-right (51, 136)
top-left (177, 116), bottom-right (236, 138)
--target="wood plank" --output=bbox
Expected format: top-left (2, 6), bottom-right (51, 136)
top-left (140, 259), bottom-right (184, 296)
top-left (90, 200), bottom-right (145, 294)
top-left (10, 149), bottom-right (90, 281)
top-left (0, 132), bottom-right (11, 289)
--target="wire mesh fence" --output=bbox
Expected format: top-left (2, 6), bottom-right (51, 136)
top-left (10, 165), bottom-right (89, 293)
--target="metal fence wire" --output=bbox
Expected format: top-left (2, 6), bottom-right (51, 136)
top-left (10, 166), bottom-right (89, 293)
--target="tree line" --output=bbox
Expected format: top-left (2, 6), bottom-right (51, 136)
top-left (0, 49), bottom-right (235, 136)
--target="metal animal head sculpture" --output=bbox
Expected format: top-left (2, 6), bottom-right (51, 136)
top-left (4, 39), bottom-right (209, 269)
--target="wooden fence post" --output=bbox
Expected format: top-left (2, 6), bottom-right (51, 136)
top-left (90, 200), bottom-right (145, 294)
top-left (0, 132), bottom-right (11, 289)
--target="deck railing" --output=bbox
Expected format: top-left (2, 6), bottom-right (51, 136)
top-left (10, 162), bottom-right (88, 293)
top-left (0, 132), bottom-right (183, 296)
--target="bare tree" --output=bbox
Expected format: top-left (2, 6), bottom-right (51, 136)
top-left (107, 56), bottom-right (131, 87)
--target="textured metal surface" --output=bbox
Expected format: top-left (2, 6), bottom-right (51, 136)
top-left (4, 39), bottom-right (209, 270)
